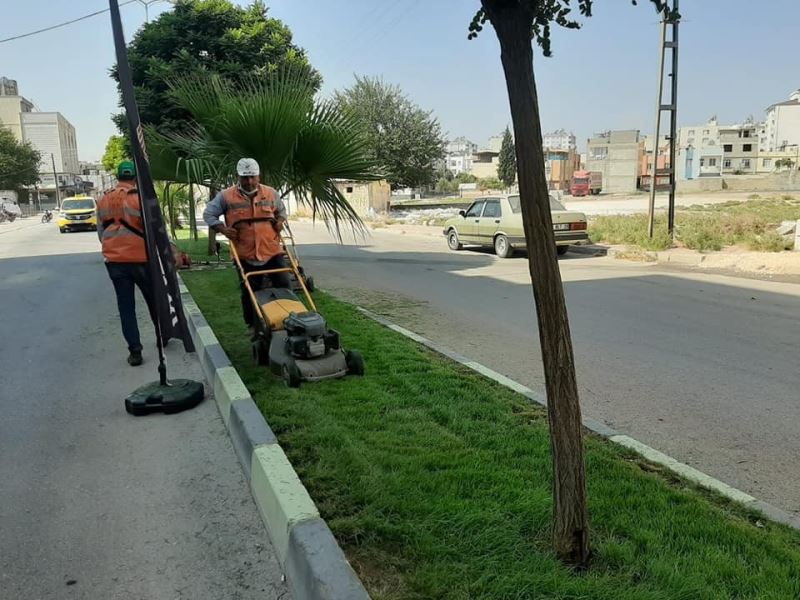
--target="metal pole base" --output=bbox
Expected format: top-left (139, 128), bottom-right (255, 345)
top-left (125, 379), bottom-right (204, 416)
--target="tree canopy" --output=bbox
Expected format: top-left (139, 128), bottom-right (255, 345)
top-left (147, 72), bottom-right (380, 231)
top-left (335, 76), bottom-right (446, 190)
top-left (101, 135), bottom-right (129, 173)
top-left (0, 127), bottom-right (41, 190)
top-left (497, 126), bottom-right (516, 187)
top-left (110, 0), bottom-right (320, 136)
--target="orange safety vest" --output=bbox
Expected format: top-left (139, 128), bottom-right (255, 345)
top-left (97, 181), bottom-right (147, 263)
top-left (223, 184), bottom-right (282, 262)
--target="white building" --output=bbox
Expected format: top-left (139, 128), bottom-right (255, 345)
top-left (446, 136), bottom-right (477, 155)
top-left (21, 112), bottom-right (80, 201)
top-left (763, 89), bottom-right (800, 151)
top-left (543, 129), bottom-right (576, 151)
top-left (445, 153), bottom-right (473, 176)
top-left (486, 134), bottom-right (504, 153)
top-left (445, 137), bottom-right (478, 176)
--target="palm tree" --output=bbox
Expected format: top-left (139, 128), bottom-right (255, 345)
top-left (146, 71), bottom-right (381, 235)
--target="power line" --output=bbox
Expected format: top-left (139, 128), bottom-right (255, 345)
top-left (0, 0), bottom-right (139, 45)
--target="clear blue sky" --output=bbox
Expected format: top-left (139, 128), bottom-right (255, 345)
top-left (1, 0), bottom-right (797, 162)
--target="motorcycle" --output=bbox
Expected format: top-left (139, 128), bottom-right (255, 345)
top-left (41, 209), bottom-right (53, 223)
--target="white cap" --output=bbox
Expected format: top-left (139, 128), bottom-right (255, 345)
top-left (236, 158), bottom-right (260, 177)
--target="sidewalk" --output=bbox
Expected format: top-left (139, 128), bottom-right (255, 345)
top-left (0, 225), bottom-right (289, 599)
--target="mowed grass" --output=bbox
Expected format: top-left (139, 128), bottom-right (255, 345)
top-left (183, 268), bottom-right (800, 600)
top-left (173, 228), bottom-right (230, 262)
top-left (589, 196), bottom-right (800, 252)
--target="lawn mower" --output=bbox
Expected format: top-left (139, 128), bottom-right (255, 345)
top-left (229, 226), bottom-right (364, 388)
top-left (282, 222), bottom-right (315, 293)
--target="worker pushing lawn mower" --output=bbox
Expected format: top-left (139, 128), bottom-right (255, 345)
top-left (203, 157), bottom-right (363, 387)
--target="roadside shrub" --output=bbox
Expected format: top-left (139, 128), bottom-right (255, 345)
top-left (747, 231), bottom-right (792, 252)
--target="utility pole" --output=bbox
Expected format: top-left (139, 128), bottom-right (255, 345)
top-left (647, 0), bottom-right (680, 239)
top-left (51, 153), bottom-right (61, 209)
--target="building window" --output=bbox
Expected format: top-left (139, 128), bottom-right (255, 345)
top-left (708, 158), bottom-right (717, 167)
top-left (590, 147), bottom-right (608, 159)
top-left (743, 144), bottom-right (752, 152)
top-left (743, 130), bottom-right (751, 138)
top-left (741, 159), bottom-right (751, 169)
top-left (688, 130), bottom-right (695, 135)
top-left (724, 159), bottom-right (732, 169)
top-left (702, 138), bottom-right (709, 145)
top-left (723, 144), bottom-right (733, 152)
top-left (346, 186), bottom-right (353, 193)
top-left (700, 158), bottom-right (705, 167)
top-left (703, 129), bottom-right (709, 135)
top-left (763, 158), bottom-right (772, 168)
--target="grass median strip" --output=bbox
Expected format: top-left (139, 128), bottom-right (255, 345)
top-left (182, 268), bottom-right (800, 600)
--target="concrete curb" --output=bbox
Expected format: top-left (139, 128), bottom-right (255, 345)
top-left (356, 306), bottom-right (800, 531)
top-left (178, 278), bottom-right (371, 600)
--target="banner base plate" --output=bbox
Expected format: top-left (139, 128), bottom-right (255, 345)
top-left (125, 379), bottom-right (204, 416)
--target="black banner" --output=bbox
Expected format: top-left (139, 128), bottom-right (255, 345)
top-left (108, 0), bottom-right (194, 353)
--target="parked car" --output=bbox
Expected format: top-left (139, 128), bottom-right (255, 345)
top-left (442, 194), bottom-right (588, 258)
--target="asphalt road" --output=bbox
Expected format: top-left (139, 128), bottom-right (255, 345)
top-left (0, 221), bottom-right (289, 599)
top-left (291, 221), bottom-right (800, 517)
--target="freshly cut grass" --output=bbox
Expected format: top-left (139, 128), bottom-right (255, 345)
top-left (174, 228), bottom-right (229, 261)
top-left (183, 269), bottom-right (800, 600)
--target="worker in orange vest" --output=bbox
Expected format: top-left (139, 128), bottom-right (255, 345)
top-left (203, 158), bottom-right (290, 336)
top-left (96, 160), bottom-right (156, 366)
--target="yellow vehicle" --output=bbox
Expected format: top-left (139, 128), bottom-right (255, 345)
top-left (58, 195), bottom-right (97, 233)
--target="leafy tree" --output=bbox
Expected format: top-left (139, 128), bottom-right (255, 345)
top-left (775, 157), bottom-right (796, 170)
top-left (335, 76), bottom-right (446, 190)
top-left (435, 177), bottom-right (458, 194)
top-left (478, 176), bottom-right (502, 190)
top-left (455, 172), bottom-right (478, 184)
top-left (101, 135), bottom-right (129, 173)
top-left (497, 126), bottom-right (516, 187)
top-left (0, 127), bottom-right (41, 190)
top-left (110, 0), bottom-right (320, 136)
top-left (470, 0), bottom-right (678, 566)
top-left (147, 72), bottom-right (379, 233)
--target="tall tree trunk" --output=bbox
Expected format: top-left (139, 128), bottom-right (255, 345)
top-left (483, 1), bottom-right (589, 566)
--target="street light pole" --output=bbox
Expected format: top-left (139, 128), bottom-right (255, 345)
top-left (51, 153), bottom-right (61, 209)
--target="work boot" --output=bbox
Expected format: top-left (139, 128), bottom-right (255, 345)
top-left (128, 350), bottom-right (143, 366)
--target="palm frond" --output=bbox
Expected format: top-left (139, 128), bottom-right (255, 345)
top-left (147, 71), bottom-right (381, 233)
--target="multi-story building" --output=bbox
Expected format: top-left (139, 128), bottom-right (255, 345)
top-left (586, 130), bottom-right (641, 193)
top-left (0, 77), bottom-right (34, 142)
top-left (486, 134), bottom-right (504, 153)
top-left (719, 122), bottom-right (759, 174)
top-left (446, 136), bottom-right (478, 156)
top-left (79, 161), bottom-right (115, 197)
top-left (445, 153), bottom-right (473, 176)
top-left (0, 77), bottom-right (81, 202)
top-left (470, 149), bottom-right (500, 179)
top-left (543, 129), bottom-right (576, 151)
top-left (22, 111), bottom-right (80, 202)
top-left (445, 137), bottom-right (478, 176)
top-left (763, 90), bottom-right (800, 152)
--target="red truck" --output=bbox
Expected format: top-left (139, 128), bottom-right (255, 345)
top-left (569, 170), bottom-right (602, 196)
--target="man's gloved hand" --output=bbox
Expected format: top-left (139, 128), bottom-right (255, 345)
top-left (216, 225), bottom-right (238, 241)
top-left (273, 219), bottom-right (285, 233)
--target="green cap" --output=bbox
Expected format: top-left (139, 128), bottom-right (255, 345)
top-left (117, 160), bottom-right (136, 178)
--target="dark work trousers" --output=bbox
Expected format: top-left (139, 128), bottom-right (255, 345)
top-left (239, 254), bottom-right (291, 327)
top-left (105, 262), bottom-right (157, 353)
